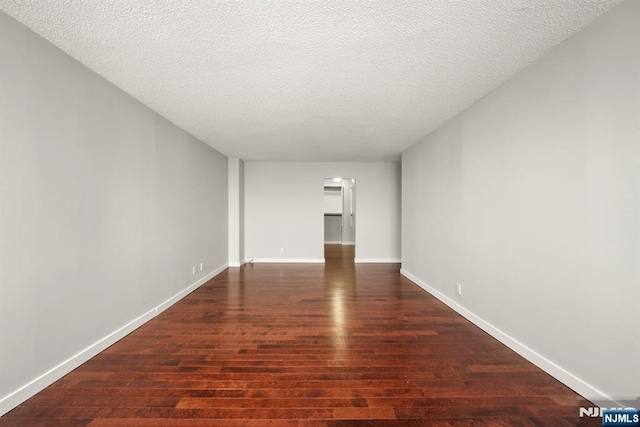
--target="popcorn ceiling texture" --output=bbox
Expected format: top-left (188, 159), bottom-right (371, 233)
top-left (0, 1), bottom-right (622, 161)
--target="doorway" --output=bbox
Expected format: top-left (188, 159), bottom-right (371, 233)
top-left (323, 178), bottom-right (356, 262)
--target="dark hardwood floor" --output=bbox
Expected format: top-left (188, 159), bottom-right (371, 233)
top-left (1, 245), bottom-right (595, 426)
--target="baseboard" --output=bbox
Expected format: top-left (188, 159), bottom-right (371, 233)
top-left (355, 258), bottom-right (401, 263)
top-left (400, 268), bottom-right (617, 406)
top-left (0, 308), bottom-right (155, 417)
top-left (156, 263), bottom-right (228, 314)
top-left (324, 241), bottom-right (342, 244)
top-left (342, 242), bottom-right (355, 246)
top-left (0, 262), bottom-right (228, 417)
top-left (228, 261), bottom-right (242, 267)
top-left (252, 258), bottom-right (325, 263)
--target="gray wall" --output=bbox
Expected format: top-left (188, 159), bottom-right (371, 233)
top-left (228, 158), bottom-right (245, 266)
top-left (341, 179), bottom-right (356, 245)
top-left (0, 12), bottom-right (228, 413)
top-left (245, 162), bottom-right (400, 262)
top-left (324, 214), bottom-right (343, 244)
top-left (239, 160), bottom-right (245, 263)
top-left (402, 0), bottom-right (639, 403)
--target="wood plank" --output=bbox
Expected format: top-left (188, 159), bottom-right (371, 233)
top-left (1, 245), bottom-right (593, 425)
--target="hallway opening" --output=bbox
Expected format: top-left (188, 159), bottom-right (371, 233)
top-left (323, 178), bottom-right (355, 262)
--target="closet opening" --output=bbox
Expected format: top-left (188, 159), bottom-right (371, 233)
top-left (323, 178), bottom-right (356, 263)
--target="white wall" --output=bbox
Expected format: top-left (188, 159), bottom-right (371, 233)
top-left (323, 214), bottom-right (342, 244)
top-left (0, 12), bottom-right (228, 414)
top-left (239, 159), bottom-right (245, 263)
top-left (402, 0), bottom-right (639, 404)
top-left (341, 179), bottom-right (356, 245)
top-left (228, 158), bottom-right (245, 266)
top-left (245, 163), bottom-right (400, 262)
top-left (323, 187), bottom-right (343, 214)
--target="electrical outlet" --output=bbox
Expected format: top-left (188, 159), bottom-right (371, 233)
top-left (199, 262), bottom-right (203, 271)
top-left (192, 266), bottom-right (197, 275)
top-left (456, 283), bottom-right (462, 296)
top-left (280, 248), bottom-right (284, 254)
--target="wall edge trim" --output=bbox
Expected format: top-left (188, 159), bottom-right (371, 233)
top-left (400, 268), bottom-right (618, 406)
top-left (155, 263), bottom-right (228, 314)
top-left (0, 262), bottom-right (228, 416)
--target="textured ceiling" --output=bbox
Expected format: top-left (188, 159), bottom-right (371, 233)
top-left (0, 1), bottom-right (621, 161)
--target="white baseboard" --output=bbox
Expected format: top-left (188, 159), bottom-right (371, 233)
top-left (0, 263), bottom-right (228, 417)
top-left (342, 242), bottom-right (355, 246)
top-left (355, 258), bottom-right (401, 263)
top-left (228, 261), bottom-right (242, 267)
top-left (400, 268), bottom-right (616, 406)
top-left (324, 241), bottom-right (342, 244)
top-left (252, 258), bottom-right (325, 263)
top-left (0, 308), bottom-right (155, 417)
top-left (156, 263), bottom-right (228, 314)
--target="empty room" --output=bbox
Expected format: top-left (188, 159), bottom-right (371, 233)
top-left (1, 0), bottom-right (638, 425)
